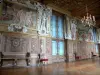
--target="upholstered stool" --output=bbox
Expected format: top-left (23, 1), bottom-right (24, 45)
top-left (40, 58), bottom-right (48, 65)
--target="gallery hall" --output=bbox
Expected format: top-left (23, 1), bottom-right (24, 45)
top-left (0, 0), bottom-right (100, 75)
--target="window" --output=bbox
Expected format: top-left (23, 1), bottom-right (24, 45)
top-left (51, 15), bottom-right (57, 38)
top-left (52, 41), bottom-right (57, 55)
top-left (51, 11), bottom-right (64, 56)
top-left (58, 41), bottom-right (64, 55)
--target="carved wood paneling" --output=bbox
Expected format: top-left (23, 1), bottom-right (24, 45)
top-left (30, 37), bottom-right (40, 54)
top-left (0, 32), bottom-right (39, 54)
top-left (3, 35), bottom-right (29, 53)
top-left (46, 37), bottom-right (52, 54)
top-left (65, 39), bottom-right (97, 62)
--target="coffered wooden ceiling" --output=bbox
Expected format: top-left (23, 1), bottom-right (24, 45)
top-left (31, 0), bottom-right (100, 27)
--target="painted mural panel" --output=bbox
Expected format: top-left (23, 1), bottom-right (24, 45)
top-left (1, 2), bottom-right (37, 33)
top-left (1, 1), bottom-right (52, 36)
top-left (64, 15), bottom-right (96, 42)
top-left (65, 16), bottom-right (77, 40)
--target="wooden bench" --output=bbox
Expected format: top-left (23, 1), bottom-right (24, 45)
top-left (0, 52), bottom-right (30, 67)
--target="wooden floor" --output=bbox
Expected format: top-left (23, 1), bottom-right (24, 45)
top-left (0, 58), bottom-right (100, 75)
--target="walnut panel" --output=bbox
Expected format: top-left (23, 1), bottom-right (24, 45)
top-left (65, 39), bottom-right (97, 62)
top-left (1, 32), bottom-right (40, 54)
top-left (46, 37), bottom-right (52, 54)
top-left (30, 37), bottom-right (40, 54)
top-left (2, 35), bottom-right (29, 53)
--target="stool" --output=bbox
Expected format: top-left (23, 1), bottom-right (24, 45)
top-left (75, 56), bottom-right (81, 60)
top-left (40, 59), bottom-right (48, 65)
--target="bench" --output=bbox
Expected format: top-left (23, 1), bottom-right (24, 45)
top-left (0, 52), bottom-right (30, 67)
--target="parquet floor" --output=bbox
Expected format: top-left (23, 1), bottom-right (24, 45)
top-left (0, 58), bottom-right (100, 75)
